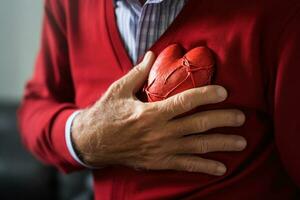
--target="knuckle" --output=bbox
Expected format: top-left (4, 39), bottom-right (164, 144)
top-left (175, 122), bottom-right (187, 135)
top-left (131, 104), bottom-right (156, 124)
top-left (174, 139), bottom-right (189, 153)
top-left (109, 81), bottom-right (124, 94)
top-left (161, 156), bottom-right (175, 170)
top-left (136, 148), bottom-right (159, 169)
top-left (173, 94), bottom-right (184, 107)
top-left (198, 86), bottom-right (211, 98)
top-left (210, 134), bottom-right (228, 150)
top-left (209, 134), bottom-right (228, 149)
top-left (197, 137), bottom-right (209, 153)
top-left (219, 139), bottom-right (230, 150)
top-left (200, 86), bottom-right (221, 102)
top-left (125, 65), bottom-right (143, 82)
top-left (197, 117), bottom-right (210, 132)
top-left (199, 86), bottom-right (210, 95)
top-left (135, 155), bottom-right (156, 170)
top-left (143, 132), bottom-right (169, 149)
top-left (184, 160), bottom-right (197, 172)
top-left (141, 160), bottom-right (155, 170)
top-left (133, 104), bottom-right (147, 119)
top-left (146, 155), bottom-right (172, 171)
top-left (167, 157), bottom-right (182, 171)
top-left (173, 159), bottom-right (186, 171)
top-left (164, 103), bottom-right (178, 118)
top-left (132, 65), bottom-right (143, 74)
top-left (174, 94), bottom-right (192, 111)
top-left (210, 134), bottom-right (240, 151)
top-left (154, 102), bottom-right (171, 117)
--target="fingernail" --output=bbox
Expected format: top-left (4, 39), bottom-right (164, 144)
top-left (143, 51), bottom-right (152, 62)
top-left (236, 113), bottom-right (245, 124)
top-left (139, 52), bottom-right (152, 69)
top-left (216, 165), bottom-right (227, 175)
top-left (236, 139), bottom-right (247, 149)
top-left (217, 87), bottom-right (227, 99)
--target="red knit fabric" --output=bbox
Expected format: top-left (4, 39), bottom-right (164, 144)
top-left (18, 0), bottom-right (300, 199)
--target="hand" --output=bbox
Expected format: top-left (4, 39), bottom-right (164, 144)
top-left (71, 51), bottom-right (247, 176)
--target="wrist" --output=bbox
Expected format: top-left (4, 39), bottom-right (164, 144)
top-left (65, 110), bottom-right (95, 168)
top-left (71, 110), bottom-right (90, 164)
top-left (71, 109), bottom-right (106, 167)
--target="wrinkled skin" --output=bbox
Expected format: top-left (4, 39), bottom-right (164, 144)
top-left (72, 52), bottom-right (247, 176)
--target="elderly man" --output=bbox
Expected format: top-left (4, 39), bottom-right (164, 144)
top-left (18, 0), bottom-right (300, 199)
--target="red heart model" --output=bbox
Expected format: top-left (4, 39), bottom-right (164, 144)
top-left (145, 44), bottom-right (215, 102)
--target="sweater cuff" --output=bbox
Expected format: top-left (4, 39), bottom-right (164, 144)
top-left (51, 107), bottom-right (85, 173)
top-left (65, 110), bottom-right (95, 169)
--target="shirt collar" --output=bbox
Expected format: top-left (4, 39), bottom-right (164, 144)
top-left (114, 0), bottom-right (186, 12)
top-left (115, 0), bottom-right (168, 7)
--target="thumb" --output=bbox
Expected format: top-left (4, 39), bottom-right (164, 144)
top-left (123, 51), bottom-right (156, 93)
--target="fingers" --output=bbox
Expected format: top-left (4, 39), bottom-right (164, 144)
top-left (117, 51), bottom-right (156, 94)
top-left (173, 134), bottom-right (247, 154)
top-left (167, 109), bottom-right (245, 136)
top-left (154, 85), bottom-right (228, 119)
top-left (166, 155), bottom-right (227, 176)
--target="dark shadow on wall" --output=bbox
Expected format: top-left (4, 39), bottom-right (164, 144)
top-left (0, 102), bottom-right (92, 200)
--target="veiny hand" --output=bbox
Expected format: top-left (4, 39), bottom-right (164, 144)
top-left (71, 51), bottom-right (247, 176)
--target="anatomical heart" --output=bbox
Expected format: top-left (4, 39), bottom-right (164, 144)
top-left (145, 44), bottom-right (215, 103)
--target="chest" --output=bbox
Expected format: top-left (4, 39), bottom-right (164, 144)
top-left (67, 0), bottom-right (275, 114)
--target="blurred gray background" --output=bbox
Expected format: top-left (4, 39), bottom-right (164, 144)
top-left (0, 0), bottom-right (42, 102)
top-left (0, 1), bottom-right (91, 199)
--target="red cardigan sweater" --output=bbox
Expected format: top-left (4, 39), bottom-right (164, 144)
top-left (18, 0), bottom-right (300, 199)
